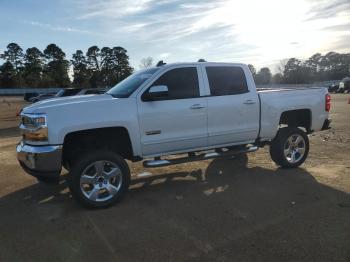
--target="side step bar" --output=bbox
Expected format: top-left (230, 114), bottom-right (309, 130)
top-left (143, 146), bottom-right (258, 168)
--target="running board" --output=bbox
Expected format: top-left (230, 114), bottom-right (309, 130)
top-left (143, 146), bottom-right (258, 168)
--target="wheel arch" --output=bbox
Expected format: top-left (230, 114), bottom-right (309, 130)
top-left (62, 127), bottom-right (137, 168)
top-left (279, 109), bottom-right (312, 133)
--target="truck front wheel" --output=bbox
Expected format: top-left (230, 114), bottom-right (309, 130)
top-left (269, 127), bottom-right (309, 168)
top-left (68, 150), bottom-right (130, 208)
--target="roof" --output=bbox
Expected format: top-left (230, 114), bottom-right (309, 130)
top-left (156, 62), bottom-right (246, 68)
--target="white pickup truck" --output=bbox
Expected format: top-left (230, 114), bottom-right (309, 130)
top-left (17, 62), bottom-right (331, 208)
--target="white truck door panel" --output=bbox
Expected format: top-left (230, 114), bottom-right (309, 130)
top-left (138, 98), bottom-right (207, 155)
top-left (137, 66), bottom-right (208, 156)
top-left (203, 65), bottom-right (260, 146)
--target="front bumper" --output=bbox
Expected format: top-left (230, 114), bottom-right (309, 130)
top-left (17, 141), bottom-right (62, 178)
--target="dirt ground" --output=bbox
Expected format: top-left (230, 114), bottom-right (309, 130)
top-left (0, 95), bottom-right (349, 262)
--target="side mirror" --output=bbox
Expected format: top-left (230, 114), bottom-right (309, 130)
top-left (147, 85), bottom-right (169, 100)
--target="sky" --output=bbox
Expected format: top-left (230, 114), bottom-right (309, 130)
top-left (0, 0), bottom-right (349, 72)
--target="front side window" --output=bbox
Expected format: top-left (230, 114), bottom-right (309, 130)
top-left (206, 66), bottom-right (248, 96)
top-left (145, 67), bottom-right (199, 100)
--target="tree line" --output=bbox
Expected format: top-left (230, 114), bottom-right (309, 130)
top-left (249, 51), bottom-right (350, 85)
top-left (0, 43), bottom-right (133, 88)
top-left (1, 42), bottom-right (349, 88)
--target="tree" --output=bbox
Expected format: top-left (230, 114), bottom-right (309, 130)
top-left (283, 58), bottom-right (305, 84)
top-left (304, 53), bottom-right (322, 82)
top-left (111, 46), bottom-right (133, 83)
top-left (0, 43), bottom-right (24, 87)
top-left (23, 47), bottom-right (44, 88)
top-left (320, 52), bottom-right (350, 80)
top-left (86, 46), bottom-right (101, 71)
top-left (0, 62), bottom-right (16, 88)
top-left (84, 45), bottom-right (133, 88)
top-left (86, 46), bottom-right (102, 88)
top-left (42, 44), bottom-right (70, 87)
top-left (255, 67), bottom-right (272, 84)
top-left (1, 43), bottom-right (24, 71)
top-left (71, 50), bottom-right (89, 87)
top-left (272, 73), bottom-right (283, 84)
top-left (247, 64), bottom-right (256, 77)
top-left (139, 57), bottom-right (153, 69)
top-left (100, 47), bottom-right (113, 87)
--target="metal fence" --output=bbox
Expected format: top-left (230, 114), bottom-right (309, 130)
top-left (0, 88), bottom-right (62, 96)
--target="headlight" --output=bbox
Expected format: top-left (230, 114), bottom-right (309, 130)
top-left (20, 113), bottom-right (48, 142)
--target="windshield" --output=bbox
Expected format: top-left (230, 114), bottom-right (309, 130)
top-left (107, 68), bottom-right (160, 98)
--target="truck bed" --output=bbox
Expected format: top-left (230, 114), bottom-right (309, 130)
top-left (257, 86), bottom-right (328, 141)
top-left (257, 86), bottom-right (325, 93)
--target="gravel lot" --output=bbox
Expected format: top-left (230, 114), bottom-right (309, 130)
top-left (0, 94), bottom-right (349, 262)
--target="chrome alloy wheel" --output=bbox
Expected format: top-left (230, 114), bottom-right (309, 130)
top-left (283, 134), bottom-right (306, 164)
top-left (80, 160), bottom-right (122, 202)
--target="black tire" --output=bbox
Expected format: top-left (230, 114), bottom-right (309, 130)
top-left (68, 150), bottom-right (130, 209)
top-left (269, 127), bottom-right (309, 168)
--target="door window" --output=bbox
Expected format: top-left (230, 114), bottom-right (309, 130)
top-left (143, 67), bottom-right (199, 100)
top-left (206, 66), bottom-right (248, 96)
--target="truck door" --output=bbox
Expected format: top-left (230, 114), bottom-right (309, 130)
top-left (137, 65), bottom-right (208, 156)
top-left (203, 65), bottom-right (260, 146)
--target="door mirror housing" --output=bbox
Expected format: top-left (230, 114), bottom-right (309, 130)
top-left (146, 85), bottom-right (169, 100)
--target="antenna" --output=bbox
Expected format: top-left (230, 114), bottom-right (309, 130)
top-left (156, 60), bottom-right (166, 67)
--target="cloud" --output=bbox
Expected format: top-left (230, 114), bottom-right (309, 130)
top-left (322, 23), bottom-right (350, 32)
top-left (306, 0), bottom-right (350, 20)
top-left (159, 53), bottom-right (170, 58)
top-left (76, 0), bottom-right (158, 20)
top-left (70, 0), bottom-right (350, 68)
top-left (21, 20), bottom-right (96, 35)
top-left (75, 0), bottom-right (229, 36)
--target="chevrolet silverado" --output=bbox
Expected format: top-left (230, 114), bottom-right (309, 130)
top-left (17, 62), bottom-right (331, 208)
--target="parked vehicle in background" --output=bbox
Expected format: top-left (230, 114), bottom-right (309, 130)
top-left (30, 88), bottom-right (81, 103)
top-left (24, 92), bottom-right (39, 101)
top-left (17, 62), bottom-right (331, 208)
top-left (30, 88), bottom-right (107, 103)
top-left (76, 88), bottom-right (107, 95)
top-left (29, 92), bottom-right (57, 103)
top-left (340, 77), bottom-right (350, 93)
top-left (328, 84), bottom-right (339, 93)
top-left (54, 88), bottom-right (82, 98)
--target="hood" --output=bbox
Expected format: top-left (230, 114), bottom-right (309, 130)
top-left (23, 94), bottom-right (114, 114)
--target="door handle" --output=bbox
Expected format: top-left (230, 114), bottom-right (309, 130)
top-left (190, 104), bottom-right (205, 109)
top-left (243, 100), bottom-right (256, 105)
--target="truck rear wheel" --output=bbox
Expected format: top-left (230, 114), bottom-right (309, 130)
top-left (68, 150), bottom-right (130, 208)
top-left (269, 127), bottom-right (309, 168)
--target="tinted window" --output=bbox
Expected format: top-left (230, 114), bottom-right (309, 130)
top-left (206, 66), bottom-right (248, 96)
top-left (148, 67), bottom-right (199, 100)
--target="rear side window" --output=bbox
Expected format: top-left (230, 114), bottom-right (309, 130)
top-left (206, 66), bottom-right (248, 96)
top-left (150, 67), bottom-right (199, 100)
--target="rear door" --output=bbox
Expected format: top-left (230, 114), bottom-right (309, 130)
top-left (203, 65), bottom-right (260, 146)
top-left (137, 65), bottom-right (208, 156)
